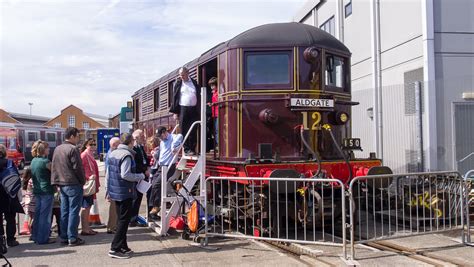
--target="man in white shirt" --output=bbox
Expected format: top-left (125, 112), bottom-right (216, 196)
top-left (169, 67), bottom-right (201, 155)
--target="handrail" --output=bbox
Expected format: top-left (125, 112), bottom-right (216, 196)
top-left (170, 123), bottom-right (179, 135)
top-left (163, 120), bottom-right (201, 177)
top-left (459, 152), bottom-right (474, 163)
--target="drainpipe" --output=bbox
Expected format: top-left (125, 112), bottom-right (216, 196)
top-left (415, 81), bottom-right (424, 171)
top-left (370, 0), bottom-right (383, 159)
top-left (337, 0), bottom-right (344, 42)
top-left (312, 8), bottom-right (317, 28)
top-left (422, 0), bottom-right (437, 171)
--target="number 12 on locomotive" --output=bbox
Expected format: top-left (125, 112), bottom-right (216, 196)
top-left (301, 111), bottom-right (321, 130)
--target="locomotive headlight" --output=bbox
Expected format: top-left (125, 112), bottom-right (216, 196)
top-left (332, 111), bottom-right (350, 125)
top-left (340, 112), bottom-right (348, 123)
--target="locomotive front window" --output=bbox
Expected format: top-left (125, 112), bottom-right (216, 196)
top-left (325, 55), bottom-right (344, 88)
top-left (245, 52), bottom-right (291, 88)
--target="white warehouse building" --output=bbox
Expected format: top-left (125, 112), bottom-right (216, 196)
top-left (294, 0), bottom-right (474, 174)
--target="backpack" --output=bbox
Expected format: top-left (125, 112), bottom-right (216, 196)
top-left (0, 160), bottom-right (21, 198)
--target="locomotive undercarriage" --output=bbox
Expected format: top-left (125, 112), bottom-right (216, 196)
top-left (212, 182), bottom-right (343, 237)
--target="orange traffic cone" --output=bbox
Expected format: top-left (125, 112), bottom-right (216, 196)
top-left (89, 198), bottom-right (105, 228)
top-left (19, 215), bottom-right (31, 235)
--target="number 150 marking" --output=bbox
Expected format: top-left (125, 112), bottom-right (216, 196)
top-left (301, 112), bottom-right (321, 130)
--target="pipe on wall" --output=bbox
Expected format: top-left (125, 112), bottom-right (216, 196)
top-left (421, 0), bottom-right (437, 171)
top-left (370, 0), bottom-right (383, 160)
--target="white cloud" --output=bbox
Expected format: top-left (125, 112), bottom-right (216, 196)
top-left (0, 0), bottom-right (305, 117)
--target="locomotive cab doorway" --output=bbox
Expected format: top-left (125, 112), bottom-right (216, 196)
top-left (198, 58), bottom-right (218, 152)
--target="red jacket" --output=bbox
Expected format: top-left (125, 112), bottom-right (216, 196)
top-left (211, 91), bottom-right (218, 118)
top-left (81, 150), bottom-right (100, 193)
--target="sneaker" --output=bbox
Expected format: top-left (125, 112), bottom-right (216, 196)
top-left (108, 250), bottom-right (131, 259)
top-left (59, 239), bottom-right (69, 246)
top-left (121, 247), bottom-right (133, 254)
top-left (7, 240), bottom-right (19, 247)
top-left (150, 207), bottom-right (160, 214)
top-left (106, 229), bottom-right (117, 234)
top-left (68, 238), bottom-right (85, 247)
top-left (149, 213), bottom-right (160, 221)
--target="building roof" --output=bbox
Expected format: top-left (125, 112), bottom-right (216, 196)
top-left (9, 112), bottom-right (51, 122)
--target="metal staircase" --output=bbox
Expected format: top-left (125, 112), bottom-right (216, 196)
top-left (149, 88), bottom-right (207, 236)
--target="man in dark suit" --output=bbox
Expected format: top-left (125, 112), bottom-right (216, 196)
top-left (129, 129), bottom-right (149, 227)
top-left (169, 66), bottom-right (201, 155)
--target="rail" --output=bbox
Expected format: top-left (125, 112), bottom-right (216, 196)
top-left (205, 176), bottom-right (348, 259)
top-left (348, 171), bottom-right (467, 259)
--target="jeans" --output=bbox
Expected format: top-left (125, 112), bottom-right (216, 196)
top-left (59, 185), bottom-right (83, 242)
top-left (111, 198), bottom-right (133, 251)
top-left (32, 194), bottom-right (54, 244)
top-left (214, 118), bottom-right (218, 146)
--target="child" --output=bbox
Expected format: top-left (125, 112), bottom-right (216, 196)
top-left (21, 168), bottom-right (35, 236)
top-left (208, 77), bottom-right (219, 149)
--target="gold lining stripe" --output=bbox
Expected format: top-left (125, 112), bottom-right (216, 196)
top-left (293, 47), bottom-right (297, 90)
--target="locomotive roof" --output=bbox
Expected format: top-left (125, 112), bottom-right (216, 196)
top-left (225, 22), bottom-right (349, 52)
top-left (133, 22), bottom-right (350, 96)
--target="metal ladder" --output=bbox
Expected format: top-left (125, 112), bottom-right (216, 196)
top-left (149, 88), bottom-right (207, 236)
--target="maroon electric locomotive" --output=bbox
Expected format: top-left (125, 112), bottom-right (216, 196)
top-left (132, 23), bottom-right (382, 235)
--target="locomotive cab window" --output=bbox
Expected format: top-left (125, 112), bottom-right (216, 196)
top-left (325, 55), bottom-right (345, 88)
top-left (244, 51), bottom-right (292, 89)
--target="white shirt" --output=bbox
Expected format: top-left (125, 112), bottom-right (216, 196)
top-left (179, 80), bottom-right (197, 106)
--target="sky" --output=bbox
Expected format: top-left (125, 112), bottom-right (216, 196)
top-left (0, 0), bottom-right (306, 118)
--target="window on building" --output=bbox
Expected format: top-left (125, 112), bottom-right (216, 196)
top-left (53, 122), bottom-right (61, 128)
top-left (68, 115), bottom-right (76, 127)
top-left (154, 88), bottom-right (159, 112)
top-left (83, 122), bottom-right (90, 129)
top-left (320, 16), bottom-right (335, 36)
top-left (245, 51), bottom-right (291, 88)
top-left (345, 1), bottom-right (352, 18)
top-left (27, 132), bottom-right (38, 142)
top-left (325, 55), bottom-right (345, 88)
top-left (46, 133), bottom-right (56, 142)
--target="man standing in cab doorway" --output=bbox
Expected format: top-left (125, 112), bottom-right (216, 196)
top-left (169, 66), bottom-right (201, 156)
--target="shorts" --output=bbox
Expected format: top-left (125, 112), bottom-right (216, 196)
top-left (82, 196), bottom-right (94, 208)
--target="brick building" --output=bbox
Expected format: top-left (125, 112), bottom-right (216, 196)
top-left (0, 108), bottom-right (20, 124)
top-left (44, 105), bottom-right (106, 142)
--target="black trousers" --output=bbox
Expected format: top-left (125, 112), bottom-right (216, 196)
top-left (111, 198), bottom-right (133, 251)
top-left (130, 191), bottom-right (143, 223)
top-left (149, 164), bottom-right (177, 208)
top-left (179, 106), bottom-right (199, 153)
top-left (0, 212), bottom-right (16, 242)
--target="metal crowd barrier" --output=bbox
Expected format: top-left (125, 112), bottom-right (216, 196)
top-left (462, 170), bottom-right (473, 245)
top-left (205, 176), bottom-right (348, 258)
top-left (348, 171), bottom-right (467, 259)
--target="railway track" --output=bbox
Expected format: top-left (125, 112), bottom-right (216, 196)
top-left (365, 240), bottom-right (465, 267)
top-left (255, 234), bottom-right (468, 266)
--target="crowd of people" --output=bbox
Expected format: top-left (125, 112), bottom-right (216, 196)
top-left (0, 69), bottom-right (219, 260)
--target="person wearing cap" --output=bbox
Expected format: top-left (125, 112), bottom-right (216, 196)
top-left (148, 126), bottom-right (183, 219)
top-left (106, 133), bottom-right (147, 259)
